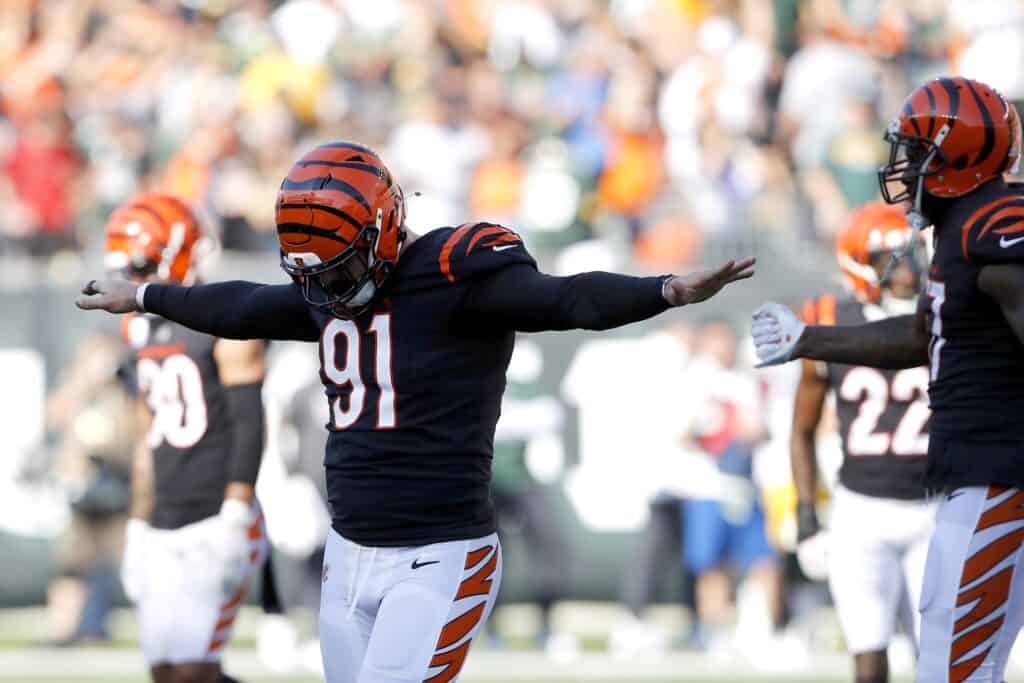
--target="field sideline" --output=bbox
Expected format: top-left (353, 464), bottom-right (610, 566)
top-left (0, 646), bottom-right (911, 683)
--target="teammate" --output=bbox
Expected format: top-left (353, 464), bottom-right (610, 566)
top-left (106, 192), bottom-right (269, 683)
top-left (754, 76), bottom-right (1024, 683)
top-left (77, 141), bottom-right (755, 683)
top-left (792, 201), bottom-right (935, 683)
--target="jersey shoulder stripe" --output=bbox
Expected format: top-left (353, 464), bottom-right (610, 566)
top-left (960, 194), bottom-right (1024, 260)
top-left (438, 222), bottom-right (524, 283)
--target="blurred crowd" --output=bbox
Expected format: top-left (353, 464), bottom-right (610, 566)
top-left (4, 0), bottom-right (1023, 276)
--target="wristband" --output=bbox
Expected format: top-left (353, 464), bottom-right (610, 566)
top-left (661, 275), bottom-right (676, 305)
top-left (135, 283), bottom-right (149, 312)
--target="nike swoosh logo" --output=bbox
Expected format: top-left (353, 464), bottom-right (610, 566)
top-left (411, 559), bottom-right (440, 570)
top-left (947, 489), bottom-right (966, 501)
top-left (492, 244), bottom-right (518, 252)
top-left (1000, 235), bottom-right (1024, 248)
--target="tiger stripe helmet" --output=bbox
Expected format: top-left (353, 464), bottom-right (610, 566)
top-left (276, 141), bottom-right (406, 318)
top-left (104, 192), bottom-right (202, 284)
top-left (836, 201), bottom-right (913, 302)
top-left (879, 76), bottom-right (1022, 204)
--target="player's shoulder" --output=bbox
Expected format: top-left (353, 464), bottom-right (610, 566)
top-left (431, 222), bottom-right (535, 283)
top-left (955, 180), bottom-right (1024, 262)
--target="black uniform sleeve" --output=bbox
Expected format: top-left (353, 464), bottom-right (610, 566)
top-left (144, 281), bottom-right (320, 342)
top-left (461, 264), bottom-right (670, 332)
top-left (223, 382), bottom-right (265, 487)
top-left (962, 191), bottom-right (1024, 265)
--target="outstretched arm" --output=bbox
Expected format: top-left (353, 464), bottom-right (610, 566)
top-left (462, 258), bottom-right (755, 332)
top-left (77, 279), bottom-right (320, 342)
top-left (752, 298), bottom-right (929, 369)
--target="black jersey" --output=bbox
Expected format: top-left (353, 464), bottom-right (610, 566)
top-left (142, 221), bottom-right (670, 546)
top-left (926, 179), bottom-right (1024, 488)
top-left (308, 224), bottom-right (539, 546)
top-left (124, 314), bottom-right (233, 529)
top-left (802, 294), bottom-right (929, 499)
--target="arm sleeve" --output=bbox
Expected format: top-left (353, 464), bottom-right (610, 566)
top-left (223, 382), bottom-right (265, 487)
top-left (461, 264), bottom-right (670, 332)
top-left (143, 281), bottom-right (320, 342)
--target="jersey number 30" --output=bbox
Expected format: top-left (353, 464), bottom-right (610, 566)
top-left (321, 315), bottom-right (395, 430)
top-left (838, 366), bottom-right (929, 456)
top-left (137, 355), bottom-right (208, 449)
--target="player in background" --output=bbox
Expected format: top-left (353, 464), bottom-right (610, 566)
top-left (77, 141), bottom-right (755, 683)
top-left (106, 193), bottom-right (269, 683)
top-left (792, 201), bottom-right (935, 683)
top-left (754, 76), bottom-right (1024, 683)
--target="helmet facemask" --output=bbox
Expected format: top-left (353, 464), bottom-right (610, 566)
top-left (878, 120), bottom-right (951, 284)
top-left (282, 208), bottom-right (395, 319)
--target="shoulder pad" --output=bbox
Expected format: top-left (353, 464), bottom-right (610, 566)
top-left (960, 190), bottom-right (1024, 264)
top-left (438, 222), bottom-right (536, 283)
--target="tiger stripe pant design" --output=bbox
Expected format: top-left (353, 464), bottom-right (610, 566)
top-left (137, 503), bottom-right (268, 665)
top-left (917, 486), bottom-right (1024, 682)
top-left (319, 530), bottom-right (502, 683)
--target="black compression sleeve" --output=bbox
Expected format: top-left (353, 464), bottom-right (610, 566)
top-left (144, 281), bottom-right (320, 342)
top-left (223, 382), bottom-right (265, 488)
top-left (461, 264), bottom-right (670, 332)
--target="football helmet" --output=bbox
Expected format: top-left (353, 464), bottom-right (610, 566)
top-left (104, 192), bottom-right (203, 284)
top-left (836, 201), bottom-right (914, 302)
top-left (276, 141), bottom-right (406, 318)
top-left (879, 77), bottom-right (1021, 206)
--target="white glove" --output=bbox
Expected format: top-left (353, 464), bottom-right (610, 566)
top-left (751, 302), bottom-right (806, 367)
top-left (219, 498), bottom-right (255, 598)
top-left (796, 531), bottom-right (829, 582)
top-left (121, 518), bottom-right (149, 602)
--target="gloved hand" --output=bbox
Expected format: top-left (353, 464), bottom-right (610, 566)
top-left (219, 498), bottom-right (254, 598)
top-left (795, 501), bottom-right (828, 581)
top-left (751, 303), bottom-right (806, 367)
top-left (121, 518), bottom-right (149, 602)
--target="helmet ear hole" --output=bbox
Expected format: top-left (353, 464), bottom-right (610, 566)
top-left (953, 154), bottom-right (970, 170)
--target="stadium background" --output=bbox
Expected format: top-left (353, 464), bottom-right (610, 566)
top-left (1, 0), bottom-right (1023, 680)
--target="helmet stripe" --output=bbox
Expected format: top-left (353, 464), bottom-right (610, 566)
top-left (294, 161), bottom-right (384, 177)
top-left (280, 177), bottom-right (372, 216)
top-left (276, 223), bottom-right (350, 243)
top-left (937, 77), bottom-right (961, 127)
top-left (925, 85), bottom-right (937, 138)
top-left (278, 201), bottom-right (364, 233)
top-left (964, 79), bottom-right (996, 165)
top-left (905, 96), bottom-right (922, 136)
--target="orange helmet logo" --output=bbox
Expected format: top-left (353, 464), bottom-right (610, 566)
top-left (880, 77), bottom-right (1021, 204)
top-left (104, 192), bottom-right (203, 284)
top-left (836, 201), bottom-right (913, 302)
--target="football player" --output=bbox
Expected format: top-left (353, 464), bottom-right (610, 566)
top-left (792, 201), bottom-right (935, 683)
top-left (754, 77), bottom-right (1024, 683)
top-left (77, 141), bottom-right (755, 683)
top-left (105, 193), bottom-right (269, 683)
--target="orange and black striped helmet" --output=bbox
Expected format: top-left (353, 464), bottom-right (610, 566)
top-left (836, 201), bottom-right (913, 302)
top-left (105, 192), bottom-right (203, 284)
top-left (879, 77), bottom-right (1022, 205)
top-left (276, 141), bottom-right (406, 317)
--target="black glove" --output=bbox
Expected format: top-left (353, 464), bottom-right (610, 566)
top-left (796, 501), bottom-right (821, 543)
